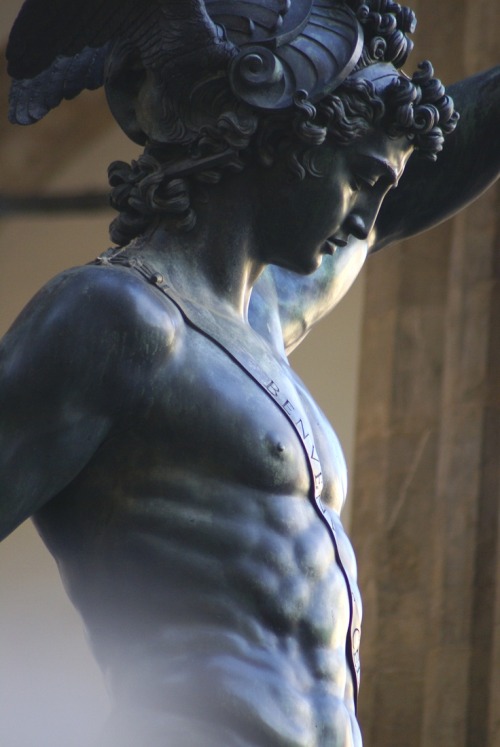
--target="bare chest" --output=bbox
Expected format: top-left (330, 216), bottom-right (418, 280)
top-left (132, 318), bottom-right (348, 513)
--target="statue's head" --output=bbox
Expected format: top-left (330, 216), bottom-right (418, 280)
top-left (8, 0), bottom-right (458, 246)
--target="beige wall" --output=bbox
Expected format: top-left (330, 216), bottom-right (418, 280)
top-left (351, 1), bottom-right (500, 744)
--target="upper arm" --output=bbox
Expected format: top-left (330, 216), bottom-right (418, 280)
top-left (251, 241), bottom-right (368, 355)
top-left (0, 265), bottom-right (174, 539)
top-left (373, 67), bottom-right (500, 252)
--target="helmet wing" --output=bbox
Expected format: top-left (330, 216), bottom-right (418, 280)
top-left (7, 0), bottom-right (231, 124)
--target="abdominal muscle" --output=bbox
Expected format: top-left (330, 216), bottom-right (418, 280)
top-left (38, 461), bottom-right (362, 747)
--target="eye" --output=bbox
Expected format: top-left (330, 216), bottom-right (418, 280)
top-left (359, 174), bottom-right (379, 188)
top-left (350, 174), bottom-right (378, 192)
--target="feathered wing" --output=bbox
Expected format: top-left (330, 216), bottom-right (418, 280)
top-left (8, 45), bottom-right (112, 125)
top-left (7, 0), bottom-right (230, 124)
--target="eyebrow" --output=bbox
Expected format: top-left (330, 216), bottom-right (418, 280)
top-left (357, 154), bottom-right (399, 184)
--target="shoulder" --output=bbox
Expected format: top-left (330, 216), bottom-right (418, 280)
top-left (5, 262), bottom-right (180, 350)
top-left (0, 262), bottom-right (182, 408)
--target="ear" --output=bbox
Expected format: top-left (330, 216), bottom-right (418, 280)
top-left (104, 44), bottom-right (151, 146)
top-left (105, 42), bottom-right (195, 147)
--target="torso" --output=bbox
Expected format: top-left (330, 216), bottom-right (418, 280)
top-left (33, 263), bottom-right (362, 746)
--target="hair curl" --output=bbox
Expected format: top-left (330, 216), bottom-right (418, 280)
top-left (347, 0), bottom-right (417, 69)
top-left (108, 0), bottom-right (458, 247)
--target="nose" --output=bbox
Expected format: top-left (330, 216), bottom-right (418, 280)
top-left (342, 199), bottom-right (383, 241)
top-left (342, 213), bottom-right (370, 240)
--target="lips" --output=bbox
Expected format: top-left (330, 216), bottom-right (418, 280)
top-left (330, 236), bottom-right (348, 247)
top-left (323, 237), bottom-right (348, 254)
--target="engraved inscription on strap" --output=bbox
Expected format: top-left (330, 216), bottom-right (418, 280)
top-left (264, 379), bottom-right (324, 498)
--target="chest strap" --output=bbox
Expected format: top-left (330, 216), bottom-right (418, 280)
top-left (96, 252), bottom-right (361, 708)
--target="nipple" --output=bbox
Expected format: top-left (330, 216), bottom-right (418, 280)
top-left (266, 432), bottom-right (287, 456)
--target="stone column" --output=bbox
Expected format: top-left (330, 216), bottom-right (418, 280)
top-left (351, 1), bottom-right (500, 744)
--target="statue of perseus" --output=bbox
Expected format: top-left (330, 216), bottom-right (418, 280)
top-left (1, 0), bottom-right (499, 744)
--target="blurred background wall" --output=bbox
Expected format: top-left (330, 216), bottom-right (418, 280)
top-left (351, 1), bottom-right (500, 745)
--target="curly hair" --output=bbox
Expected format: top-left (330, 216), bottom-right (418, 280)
top-left (348, 0), bottom-right (417, 68)
top-left (108, 0), bottom-right (458, 246)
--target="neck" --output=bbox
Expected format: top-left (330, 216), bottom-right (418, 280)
top-left (124, 185), bottom-right (264, 321)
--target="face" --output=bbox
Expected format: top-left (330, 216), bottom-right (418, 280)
top-left (255, 128), bottom-right (414, 274)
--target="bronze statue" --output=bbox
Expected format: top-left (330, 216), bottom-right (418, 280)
top-left (2, 1), bottom-right (499, 744)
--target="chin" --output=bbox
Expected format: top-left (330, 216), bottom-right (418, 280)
top-left (272, 253), bottom-right (323, 276)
